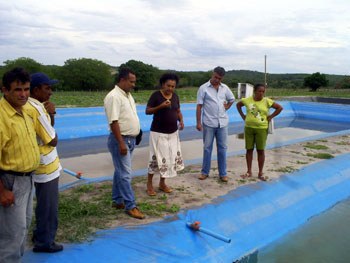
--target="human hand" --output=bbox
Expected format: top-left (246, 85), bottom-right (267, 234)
top-left (161, 100), bottom-right (171, 109)
top-left (178, 121), bottom-right (184, 130)
top-left (0, 189), bottom-right (15, 207)
top-left (196, 123), bottom-right (202, 131)
top-left (119, 142), bottom-right (128, 156)
top-left (43, 101), bottom-right (56, 115)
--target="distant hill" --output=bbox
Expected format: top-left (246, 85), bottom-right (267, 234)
top-left (224, 70), bottom-right (346, 89)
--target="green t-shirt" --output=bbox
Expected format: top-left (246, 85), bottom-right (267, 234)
top-left (241, 96), bottom-right (274, 129)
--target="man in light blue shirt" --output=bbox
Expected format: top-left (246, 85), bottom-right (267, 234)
top-left (196, 66), bottom-right (235, 182)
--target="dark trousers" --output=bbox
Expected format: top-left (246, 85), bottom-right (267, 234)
top-left (33, 177), bottom-right (59, 247)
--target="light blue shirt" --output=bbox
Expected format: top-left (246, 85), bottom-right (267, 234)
top-left (197, 80), bottom-right (235, 128)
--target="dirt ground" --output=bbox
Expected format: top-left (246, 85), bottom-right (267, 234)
top-left (105, 134), bottom-right (350, 228)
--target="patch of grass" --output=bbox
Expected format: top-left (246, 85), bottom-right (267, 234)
top-left (306, 153), bottom-right (334, 159)
top-left (237, 179), bottom-right (246, 184)
top-left (138, 202), bottom-right (180, 216)
top-left (178, 167), bottom-right (198, 174)
top-left (303, 142), bottom-right (329, 150)
top-left (290, 150), bottom-right (301, 154)
top-left (296, 160), bottom-right (309, 165)
top-left (56, 183), bottom-right (116, 242)
top-left (273, 166), bottom-right (297, 173)
top-left (335, 141), bottom-right (350, 146)
top-left (30, 180), bottom-right (183, 244)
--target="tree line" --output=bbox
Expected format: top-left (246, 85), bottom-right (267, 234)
top-left (0, 57), bottom-right (349, 91)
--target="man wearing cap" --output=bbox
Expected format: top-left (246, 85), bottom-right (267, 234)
top-left (0, 67), bottom-right (40, 262)
top-left (24, 72), bottom-right (63, 253)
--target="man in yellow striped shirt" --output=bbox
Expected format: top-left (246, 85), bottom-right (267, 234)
top-left (0, 67), bottom-right (40, 263)
top-left (24, 72), bottom-right (63, 253)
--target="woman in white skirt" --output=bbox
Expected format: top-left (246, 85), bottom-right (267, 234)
top-left (146, 72), bottom-right (184, 196)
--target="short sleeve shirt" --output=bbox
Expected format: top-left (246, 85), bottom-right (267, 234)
top-left (0, 97), bottom-right (40, 172)
top-left (147, 91), bottom-right (180, 134)
top-left (241, 96), bottom-right (274, 129)
top-left (197, 81), bottom-right (235, 128)
top-left (104, 85), bottom-right (140, 136)
top-left (24, 98), bottom-right (61, 183)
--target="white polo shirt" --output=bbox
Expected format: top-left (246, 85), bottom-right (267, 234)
top-left (104, 85), bottom-right (140, 136)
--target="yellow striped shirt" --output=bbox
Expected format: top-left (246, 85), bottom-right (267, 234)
top-left (0, 97), bottom-right (40, 172)
top-left (24, 98), bottom-right (62, 183)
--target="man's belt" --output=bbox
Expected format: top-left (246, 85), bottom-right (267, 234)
top-left (0, 170), bottom-right (34, 176)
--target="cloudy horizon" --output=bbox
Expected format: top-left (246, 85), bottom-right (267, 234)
top-left (1, 0), bottom-right (349, 75)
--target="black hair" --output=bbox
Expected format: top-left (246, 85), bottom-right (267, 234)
top-left (213, 66), bottom-right (226, 77)
top-left (116, 67), bottom-right (135, 83)
top-left (159, 72), bottom-right (179, 86)
top-left (2, 67), bottom-right (30, 91)
top-left (253, 83), bottom-right (266, 92)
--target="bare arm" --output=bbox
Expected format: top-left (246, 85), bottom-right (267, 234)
top-left (224, 101), bottom-right (234, 111)
top-left (145, 100), bottom-right (171, 115)
top-left (236, 101), bottom-right (246, 121)
top-left (44, 101), bottom-right (56, 126)
top-left (177, 109), bottom-right (184, 130)
top-left (267, 102), bottom-right (283, 122)
top-left (196, 104), bottom-right (203, 131)
top-left (110, 121), bottom-right (127, 155)
top-left (48, 134), bottom-right (58, 147)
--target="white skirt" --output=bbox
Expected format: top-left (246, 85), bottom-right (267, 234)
top-left (148, 130), bottom-right (184, 178)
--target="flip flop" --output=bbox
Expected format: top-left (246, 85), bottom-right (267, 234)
top-left (240, 173), bottom-right (252, 179)
top-left (146, 189), bottom-right (157, 196)
top-left (258, 175), bottom-right (269, 181)
top-left (158, 186), bottom-right (173, 193)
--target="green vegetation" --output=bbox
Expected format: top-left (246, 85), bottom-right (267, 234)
top-left (29, 181), bottom-right (181, 243)
top-left (272, 166), bottom-right (298, 173)
top-left (303, 72), bottom-right (329, 91)
top-left (306, 153), bottom-right (334, 159)
top-left (1, 57), bottom-right (349, 93)
top-left (303, 143), bottom-right (329, 150)
top-left (49, 87), bottom-right (350, 107)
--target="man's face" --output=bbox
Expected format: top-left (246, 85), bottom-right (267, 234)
top-left (210, 72), bottom-right (223, 86)
top-left (33, 84), bottom-right (53, 102)
top-left (120, 73), bottom-right (136, 93)
top-left (3, 81), bottom-right (30, 111)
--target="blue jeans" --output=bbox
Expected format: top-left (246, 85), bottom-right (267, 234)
top-left (33, 177), bottom-right (59, 248)
top-left (0, 174), bottom-right (33, 263)
top-left (107, 134), bottom-right (136, 211)
top-left (201, 125), bottom-right (228, 177)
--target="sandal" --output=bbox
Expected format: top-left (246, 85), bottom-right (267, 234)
top-left (240, 172), bottom-right (252, 179)
top-left (146, 189), bottom-right (157, 196)
top-left (258, 175), bottom-right (269, 181)
top-left (158, 186), bottom-right (173, 193)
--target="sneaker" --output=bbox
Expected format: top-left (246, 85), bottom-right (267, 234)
top-left (126, 207), bottom-right (145, 219)
top-left (33, 242), bottom-right (63, 253)
top-left (112, 202), bottom-right (125, 210)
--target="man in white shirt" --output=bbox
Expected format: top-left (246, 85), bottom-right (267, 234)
top-left (196, 66), bottom-right (235, 182)
top-left (104, 67), bottom-right (145, 219)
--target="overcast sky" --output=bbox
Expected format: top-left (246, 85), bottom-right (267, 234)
top-left (1, 0), bottom-right (349, 74)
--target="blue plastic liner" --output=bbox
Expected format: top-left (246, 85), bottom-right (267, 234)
top-left (24, 153), bottom-right (350, 262)
top-left (54, 102), bottom-right (350, 140)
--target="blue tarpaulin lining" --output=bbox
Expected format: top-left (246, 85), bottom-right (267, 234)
top-left (24, 102), bottom-right (350, 262)
top-left (54, 101), bottom-right (350, 140)
top-left (25, 153), bottom-right (350, 263)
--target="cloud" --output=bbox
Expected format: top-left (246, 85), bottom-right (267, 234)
top-left (0, 0), bottom-right (349, 74)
